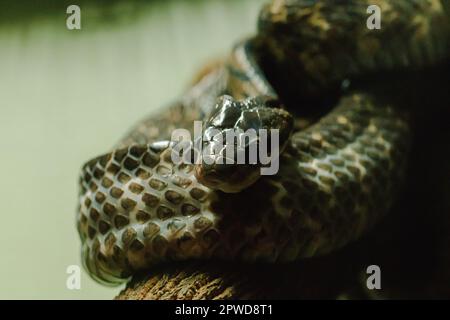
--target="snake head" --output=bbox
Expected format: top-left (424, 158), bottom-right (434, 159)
top-left (194, 95), bottom-right (293, 193)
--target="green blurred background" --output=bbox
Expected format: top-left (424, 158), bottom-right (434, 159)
top-left (0, 0), bottom-right (266, 299)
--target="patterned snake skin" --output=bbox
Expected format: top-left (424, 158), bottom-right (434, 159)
top-left (77, 0), bottom-right (450, 285)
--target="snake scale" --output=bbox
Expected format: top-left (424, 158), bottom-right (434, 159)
top-left (77, 0), bottom-right (450, 285)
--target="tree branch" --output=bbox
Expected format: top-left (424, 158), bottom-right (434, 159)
top-left (115, 252), bottom-right (364, 300)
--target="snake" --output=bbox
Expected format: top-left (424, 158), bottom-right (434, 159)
top-left (76, 0), bottom-right (450, 285)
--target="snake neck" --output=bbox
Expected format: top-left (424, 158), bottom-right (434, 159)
top-left (225, 40), bottom-right (277, 100)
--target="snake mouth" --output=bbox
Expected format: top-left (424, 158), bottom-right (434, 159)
top-left (194, 161), bottom-right (260, 193)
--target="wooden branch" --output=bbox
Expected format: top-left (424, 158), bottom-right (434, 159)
top-left (115, 251), bottom-right (365, 300)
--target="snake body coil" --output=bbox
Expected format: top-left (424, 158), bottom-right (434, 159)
top-left (77, 0), bottom-right (450, 285)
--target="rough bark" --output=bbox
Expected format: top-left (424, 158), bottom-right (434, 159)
top-left (115, 254), bottom-right (364, 300)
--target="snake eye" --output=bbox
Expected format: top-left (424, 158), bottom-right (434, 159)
top-left (210, 96), bottom-right (242, 128)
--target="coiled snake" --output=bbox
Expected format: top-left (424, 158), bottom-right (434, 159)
top-left (77, 0), bottom-right (450, 285)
